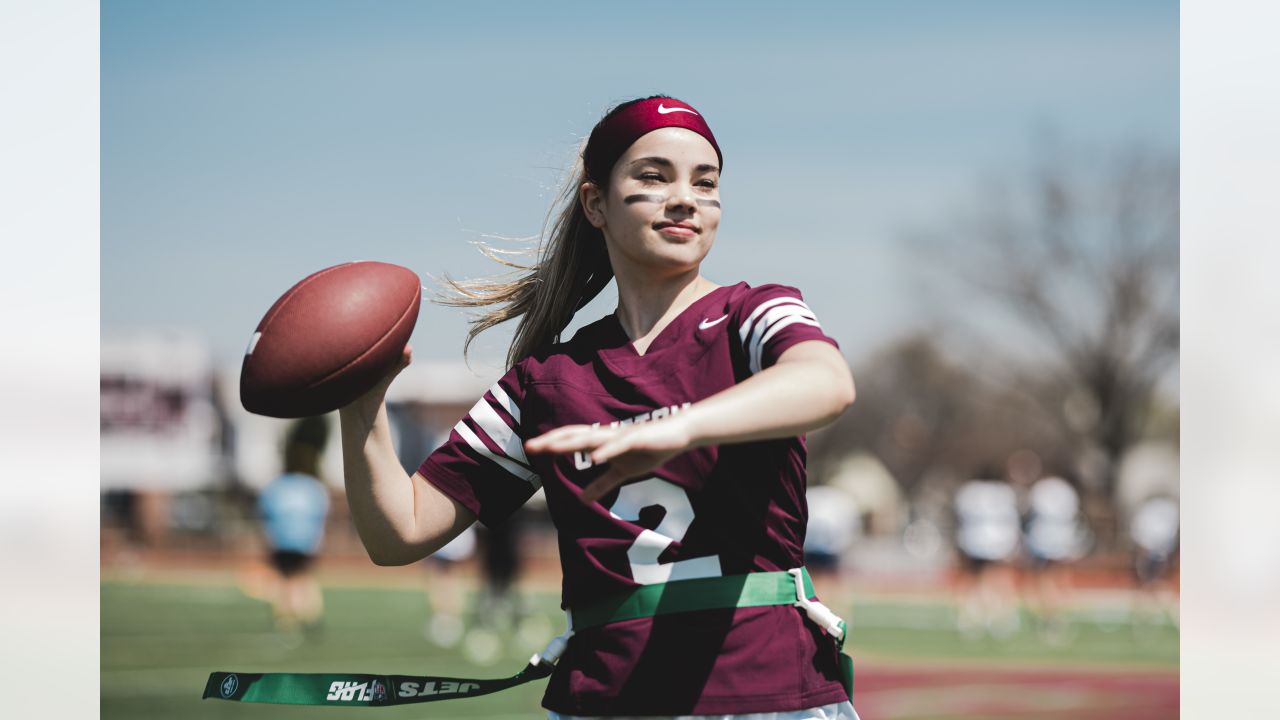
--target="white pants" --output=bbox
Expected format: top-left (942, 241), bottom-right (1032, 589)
top-left (549, 699), bottom-right (861, 720)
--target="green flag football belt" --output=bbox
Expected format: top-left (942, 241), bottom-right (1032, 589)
top-left (203, 567), bottom-right (853, 708)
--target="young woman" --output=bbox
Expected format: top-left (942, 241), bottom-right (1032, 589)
top-left (339, 96), bottom-right (858, 719)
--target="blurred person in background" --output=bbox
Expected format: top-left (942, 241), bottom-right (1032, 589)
top-left (804, 483), bottom-right (861, 616)
top-left (420, 524), bottom-right (476, 647)
top-left (1129, 495), bottom-right (1179, 632)
top-left (953, 471), bottom-right (1022, 639)
top-left (1020, 475), bottom-right (1090, 644)
top-left (414, 452), bottom-right (538, 665)
top-left (258, 415), bottom-right (331, 638)
top-left (459, 517), bottom-right (528, 665)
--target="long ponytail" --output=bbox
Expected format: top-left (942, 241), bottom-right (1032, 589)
top-left (435, 149), bottom-right (613, 369)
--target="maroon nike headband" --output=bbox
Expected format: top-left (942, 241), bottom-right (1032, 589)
top-left (583, 97), bottom-right (723, 185)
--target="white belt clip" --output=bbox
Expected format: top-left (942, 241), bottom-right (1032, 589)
top-left (788, 568), bottom-right (846, 643)
top-left (530, 609), bottom-right (575, 668)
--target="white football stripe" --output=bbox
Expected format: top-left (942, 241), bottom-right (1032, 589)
top-left (470, 396), bottom-right (532, 466)
top-left (746, 304), bottom-right (816, 370)
top-left (488, 382), bottom-right (520, 424)
top-left (245, 332), bottom-right (262, 356)
top-left (454, 421), bottom-right (541, 487)
top-left (752, 316), bottom-right (822, 373)
top-left (739, 296), bottom-right (810, 345)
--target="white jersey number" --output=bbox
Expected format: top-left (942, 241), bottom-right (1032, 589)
top-left (606, 477), bottom-right (723, 585)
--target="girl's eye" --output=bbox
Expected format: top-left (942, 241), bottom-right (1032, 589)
top-left (639, 172), bottom-right (664, 182)
top-left (697, 180), bottom-right (718, 189)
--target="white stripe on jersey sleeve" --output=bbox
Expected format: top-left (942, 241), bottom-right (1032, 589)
top-left (744, 303), bottom-right (818, 374)
top-left (739, 296), bottom-right (810, 346)
top-left (489, 382), bottom-right (520, 424)
top-left (751, 314), bottom-right (822, 373)
top-left (454, 421), bottom-right (541, 488)
top-left (470, 394), bottom-right (533, 467)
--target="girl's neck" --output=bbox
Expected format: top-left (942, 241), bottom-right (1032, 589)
top-left (613, 268), bottom-right (718, 344)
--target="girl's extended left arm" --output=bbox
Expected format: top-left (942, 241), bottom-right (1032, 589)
top-left (524, 340), bottom-right (855, 503)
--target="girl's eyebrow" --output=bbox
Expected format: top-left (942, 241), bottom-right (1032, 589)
top-left (629, 156), bottom-right (721, 174)
top-left (629, 156), bottom-right (673, 169)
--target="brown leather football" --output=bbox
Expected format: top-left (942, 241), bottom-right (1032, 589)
top-left (239, 261), bottom-right (421, 418)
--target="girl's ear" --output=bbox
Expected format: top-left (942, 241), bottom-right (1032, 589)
top-left (580, 182), bottom-right (606, 229)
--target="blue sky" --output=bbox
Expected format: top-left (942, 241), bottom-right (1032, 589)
top-left (102, 0), bottom-right (1178, 374)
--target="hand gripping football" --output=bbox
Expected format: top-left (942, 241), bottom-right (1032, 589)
top-left (239, 261), bottom-right (421, 418)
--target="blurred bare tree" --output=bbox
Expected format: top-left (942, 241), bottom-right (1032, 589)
top-left (810, 334), bottom-right (1065, 501)
top-left (913, 140), bottom-right (1179, 541)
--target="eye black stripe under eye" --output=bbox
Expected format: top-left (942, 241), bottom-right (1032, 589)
top-left (623, 195), bottom-right (721, 208)
top-left (624, 194), bottom-right (665, 204)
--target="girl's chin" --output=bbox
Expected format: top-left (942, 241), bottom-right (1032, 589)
top-left (643, 255), bottom-right (711, 277)
top-left (648, 241), bottom-right (710, 263)
top-left (609, 235), bottom-right (714, 271)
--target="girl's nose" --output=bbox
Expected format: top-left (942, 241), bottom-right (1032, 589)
top-left (666, 185), bottom-right (697, 212)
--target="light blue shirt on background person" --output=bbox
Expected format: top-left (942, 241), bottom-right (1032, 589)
top-left (259, 473), bottom-right (330, 555)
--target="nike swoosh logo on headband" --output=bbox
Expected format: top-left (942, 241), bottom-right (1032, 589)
top-left (657, 103), bottom-right (698, 115)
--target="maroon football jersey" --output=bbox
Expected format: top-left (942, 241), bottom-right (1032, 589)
top-left (419, 282), bottom-right (848, 715)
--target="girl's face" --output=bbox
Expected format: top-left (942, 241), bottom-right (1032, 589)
top-left (581, 127), bottom-right (722, 278)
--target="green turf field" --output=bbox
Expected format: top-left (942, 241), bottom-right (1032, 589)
top-left (102, 580), bottom-right (1177, 719)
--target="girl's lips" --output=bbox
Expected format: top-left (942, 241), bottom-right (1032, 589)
top-left (655, 224), bottom-right (697, 238)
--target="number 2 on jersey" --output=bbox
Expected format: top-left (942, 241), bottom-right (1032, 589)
top-left (606, 477), bottom-right (723, 585)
